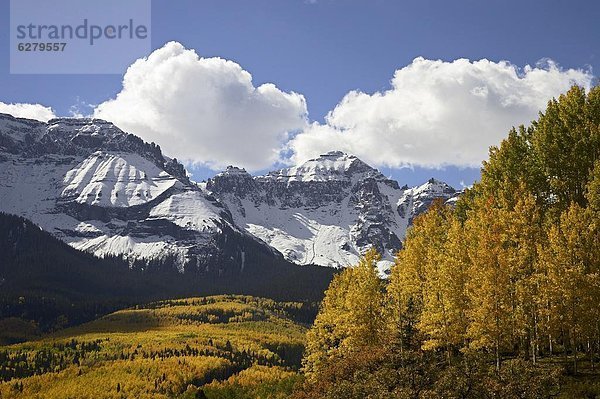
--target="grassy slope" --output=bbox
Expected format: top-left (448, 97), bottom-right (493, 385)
top-left (0, 295), bottom-right (308, 399)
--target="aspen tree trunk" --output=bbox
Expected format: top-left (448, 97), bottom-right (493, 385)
top-left (572, 296), bottom-right (578, 374)
top-left (533, 310), bottom-right (538, 364)
top-left (562, 325), bottom-right (568, 365)
top-left (587, 339), bottom-right (593, 371)
top-left (464, 338), bottom-right (470, 374)
top-left (547, 301), bottom-right (553, 355)
top-left (441, 299), bottom-right (451, 366)
top-left (495, 339), bottom-right (501, 374)
top-left (573, 332), bottom-right (578, 374)
top-left (592, 336), bottom-right (596, 371)
top-left (495, 305), bottom-right (501, 373)
top-left (594, 322), bottom-right (600, 371)
top-left (399, 327), bottom-right (404, 366)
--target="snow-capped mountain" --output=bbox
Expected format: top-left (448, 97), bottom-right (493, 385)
top-left (0, 113), bottom-right (459, 275)
top-left (0, 113), bottom-right (280, 276)
top-left (206, 151), bottom-right (459, 272)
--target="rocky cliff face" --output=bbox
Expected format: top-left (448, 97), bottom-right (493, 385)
top-left (0, 114), bottom-right (459, 276)
top-left (207, 151), bottom-right (459, 273)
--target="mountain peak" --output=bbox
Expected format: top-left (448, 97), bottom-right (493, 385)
top-left (262, 151), bottom-right (379, 183)
top-left (0, 112), bottom-right (45, 125)
top-left (47, 117), bottom-right (124, 138)
top-left (318, 150), bottom-right (352, 158)
top-left (314, 151), bottom-right (364, 165)
top-left (48, 117), bottom-right (112, 125)
top-left (222, 165), bottom-right (250, 175)
top-left (211, 165), bottom-right (253, 181)
top-left (206, 165), bottom-right (255, 196)
top-left (413, 177), bottom-right (456, 196)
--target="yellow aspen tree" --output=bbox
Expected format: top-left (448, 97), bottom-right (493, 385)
top-left (585, 161), bottom-right (600, 367)
top-left (504, 189), bottom-right (546, 363)
top-left (303, 268), bottom-right (354, 378)
top-left (542, 203), bottom-right (600, 373)
top-left (303, 249), bottom-right (385, 378)
top-left (344, 248), bottom-right (386, 349)
top-left (465, 198), bottom-right (512, 373)
top-left (388, 200), bottom-right (447, 354)
top-left (532, 86), bottom-right (600, 210)
top-left (439, 217), bottom-right (471, 352)
top-left (417, 207), bottom-right (470, 363)
top-left (587, 160), bottom-right (600, 214)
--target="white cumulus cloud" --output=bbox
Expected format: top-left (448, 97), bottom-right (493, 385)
top-left (0, 102), bottom-right (56, 122)
top-left (94, 41), bottom-right (307, 171)
top-left (289, 57), bottom-right (594, 168)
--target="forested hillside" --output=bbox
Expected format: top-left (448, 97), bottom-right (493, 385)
top-left (297, 86), bottom-right (600, 398)
top-left (0, 212), bottom-right (335, 343)
top-left (0, 295), bottom-right (311, 399)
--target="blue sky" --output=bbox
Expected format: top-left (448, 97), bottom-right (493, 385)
top-left (1, 0), bottom-right (599, 188)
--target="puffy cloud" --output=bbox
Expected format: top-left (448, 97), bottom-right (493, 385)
top-left (95, 49), bottom-right (593, 171)
top-left (95, 41), bottom-right (307, 171)
top-left (289, 57), bottom-right (594, 168)
top-left (0, 102), bottom-right (56, 122)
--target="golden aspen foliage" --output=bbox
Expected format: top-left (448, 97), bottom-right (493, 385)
top-left (299, 85), bottom-right (600, 398)
top-left (388, 200), bottom-right (447, 336)
top-left (532, 86), bottom-right (600, 209)
top-left (464, 198), bottom-right (513, 370)
top-left (303, 249), bottom-right (385, 379)
top-left (539, 203), bottom-right (600, 372)
top-left (0, 296), bottom-right (309, 399)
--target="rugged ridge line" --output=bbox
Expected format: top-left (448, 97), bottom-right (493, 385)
top-left (0, 113), bottom-right (459, 276)
top-left (0, 113), bottom-right (284, 277)
top-left (206, 151), bottom-right (459, 273)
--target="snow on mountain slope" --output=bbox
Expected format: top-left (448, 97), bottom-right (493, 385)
top-left (0, 114), bottom-right (45, 143)
top-left (264, 150), bottom-right (374, 183)
top-left (238, 198), bottom-right (358, 267)
top-left (398, 178), bottom-right (459, 224)
top-left (148, 191), bottom-right (224, 232)
top-left (73, 233), bottom-right (188, 267)
top-left (0, 113), bottom-right (271, 275)
top-left (207, 152), bottom-right (459, 273)
top-left (0, 112), bottom-right (460, 275)
top-left (61, 151), bottom-right (181, 207)
top-left (0, 153), bottom-right (82, 234)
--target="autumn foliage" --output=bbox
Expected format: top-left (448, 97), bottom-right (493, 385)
top-left (299, 86), bottom-right (600, 398)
